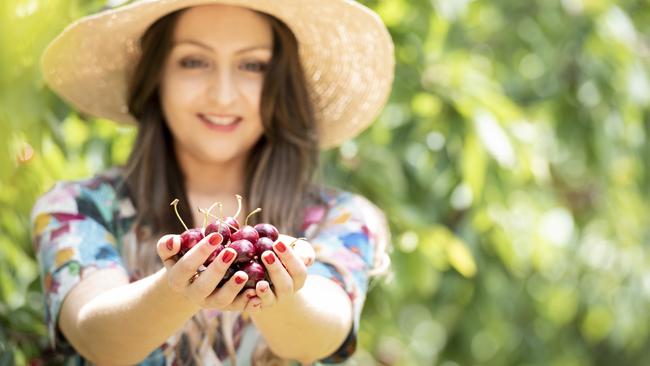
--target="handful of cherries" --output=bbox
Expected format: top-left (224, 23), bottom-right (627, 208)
top-left (170, 195), bottom-right (279, 290)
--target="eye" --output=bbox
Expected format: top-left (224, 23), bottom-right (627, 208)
top-left (180, 57), bottom-right (208, 69)
top-left (241, 61), bottom-right (269, 73)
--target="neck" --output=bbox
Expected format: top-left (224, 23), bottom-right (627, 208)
top-left (176, 149), bottom-right (248, 203)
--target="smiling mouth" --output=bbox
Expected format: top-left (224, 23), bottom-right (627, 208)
top-left (199, 113), bottom-right (241, 125)
top-left (198, 114), bottom-right (242, 131)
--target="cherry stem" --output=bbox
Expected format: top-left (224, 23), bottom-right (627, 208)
top-left (170, 199), bottom-right (189, 232)
top-left (198, 207), bottom-right (209, 229)
top-left (245, 208), bottom-right (262, 226)
top-left (234, 194), bottom-right (243, 220)
top-left (206, 202), bottom-right (220, 222)
top-left (205, 211), bottom-right (239, 231)
top-left (218, 202), bottom-right (224, 220)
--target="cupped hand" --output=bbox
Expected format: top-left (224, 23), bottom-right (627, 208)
top-left (244, 234), bottom-right (316, 314)
top-left (156, 232), bottom-right (258, 311)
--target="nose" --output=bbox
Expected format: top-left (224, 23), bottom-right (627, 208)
top-left (209, 67), bottom-right (237, 106)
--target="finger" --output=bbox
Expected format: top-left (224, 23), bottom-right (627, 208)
top-left (171, 233), bottom-right (223, 281)
top-left (223, 288), bottom-right (257, 312)
top-left (190, 248), bottom-right (237, 297)
top-left (277, 234), bottom-right (314, 266)
top-left (255, 280), bottom-right (276, 309)
top-left (260, 250), bottom-right (294, 300)
top-left (273, 240), bottom-right (308, 291)
top-left (242, 294), bottom-right (263, 314)
top-left (292, 238), bottom-right (316, 267)
top-left (205, 270), bottom-right (248, 309)
top-left (156, 234), bottom-right (179, 271)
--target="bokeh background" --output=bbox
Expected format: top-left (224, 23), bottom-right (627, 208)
top-left (1, 0), bottom-right (649, 365)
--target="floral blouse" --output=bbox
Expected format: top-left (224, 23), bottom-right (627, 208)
top-left (31, 168), bottom-right (390, 365)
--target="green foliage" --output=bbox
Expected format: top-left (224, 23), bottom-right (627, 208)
top-left (1, 0), bottom-right (649, 365)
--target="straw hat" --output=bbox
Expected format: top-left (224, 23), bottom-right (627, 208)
top-left (40, 0), bottom-right (395, 149)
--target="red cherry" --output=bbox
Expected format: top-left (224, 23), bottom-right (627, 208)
top-left (231, 226), bottom-right (259, 245)
top-left (179, 228), bottom-right (204, 255)
top-left (240, 261), bottom-right (267, 289)
top-left (254, 237), bottom-right (275, 258)
top-left (224, 217), bottom-right (240, 234)
top-left (205, 222), bottom-right (231, 245)
top-left (254, 223), bottom-right (279, 242)
top-left (228, 239), bottom-right (255, 263)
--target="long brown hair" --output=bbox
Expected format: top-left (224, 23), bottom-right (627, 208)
top-left (122, 7), bottom-right (322, 365)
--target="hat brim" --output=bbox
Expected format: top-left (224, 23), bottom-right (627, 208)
top-left (40, 0), bottom-right (395, 149)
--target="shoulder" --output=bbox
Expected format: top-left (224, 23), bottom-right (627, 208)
top-left (31, 167), bottom-right (125, 226)
top-left (304, 186), bottom-right (388, 242)
top-left (320, 187), bottom-right (386, 225)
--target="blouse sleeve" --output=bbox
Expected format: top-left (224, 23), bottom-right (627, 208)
top-left (31, 180), bottom-right (126, 348)
top-left (303, 191), bottom-right (391, 364)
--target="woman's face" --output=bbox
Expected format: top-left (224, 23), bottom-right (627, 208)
top-left (160, 5), bottom-right (272, 167)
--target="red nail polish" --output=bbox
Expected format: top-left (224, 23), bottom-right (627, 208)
top-left (209, 233), bottom-right (222, 246)
top-left (235, 275), bottom-right (246, 285)
top-left (222, 249), bottom-right (235, 263)
top-left (264, 252), bottom-right (275, 265)
top-left (260, 285), bottom-right (268, 293)
top-left (166, 237), bottom-right (174, 251)
top-left (275, 242), bottom-right (287, 253)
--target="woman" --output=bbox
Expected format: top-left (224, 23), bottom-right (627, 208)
top-left (32, 1), bottom-right (394, 365)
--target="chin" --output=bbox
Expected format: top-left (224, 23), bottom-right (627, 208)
top-left (202, 146), bottom-right (248, 165)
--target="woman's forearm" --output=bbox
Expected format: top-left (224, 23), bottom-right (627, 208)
top-left (250, 275), bottom-right (353, 364)
top-left (76, 268), bottom-right (199, 364)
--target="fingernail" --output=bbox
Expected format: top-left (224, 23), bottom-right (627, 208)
top-left (260, 285), bottom-right (268, 293)
top-left (166, 237), bottom-right (174, 251)
top-left (275, 242), bottom-right (287, 253)
top-left (247, 292), bottom-right (256, 298)
top-left (209, 233), bottom-right (222, 246)
top-left (304, 257), bottom-right (312, 266)
top-left (253, 302), bottom-right (261, 308)
top-left (235, 275), bottom-right (246, 285)
top-left (264, 252), bottom-right (275, 265)
top-left (222, 249), bottom-right (235, 263)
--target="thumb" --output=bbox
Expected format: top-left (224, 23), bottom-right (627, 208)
top-left (157, 234), bottom-right (180, 271)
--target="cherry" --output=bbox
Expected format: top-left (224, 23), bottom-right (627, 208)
top-left (179, 228), bottom-right (204, 255)
top-left (240, 261), bottom-right (266, 289)
top-left (170, 199), bottom-right (205, 255)
top-left (254, 237), bottom-right (274, 258)
top-left (224, 217), bottom-right (240, 234)
top-left (204, 222), bottom-right (231, 245)
top-left (231, 226), bottom-right (259, 245)
top-left (200, 203), bottom-right (232, 245)
top-left (228, 239), bottom-right (255, 264)
top-left (231, 207), bottom-right (262, 243)
top-left (254, 223), bottom-right (279, 242)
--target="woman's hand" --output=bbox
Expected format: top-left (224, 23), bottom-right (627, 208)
top-left (156, 232), bottom-right (259, 311)
top-left (245, 234), bottom-right (316, 314)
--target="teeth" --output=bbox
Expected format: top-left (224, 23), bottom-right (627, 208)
top-left (203, 115), bottom-right (238, 125)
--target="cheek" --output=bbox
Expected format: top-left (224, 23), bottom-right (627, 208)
top-left (238, 77), bottom-right (265, 112)
top-left (161, 76), bottom-right (204, 117)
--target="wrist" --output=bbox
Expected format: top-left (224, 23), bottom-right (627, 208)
top-left (156, 268), bottom-right (202, 315)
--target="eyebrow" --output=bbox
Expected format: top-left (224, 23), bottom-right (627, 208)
top-left (174, 40), bottom-right (272, 54)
